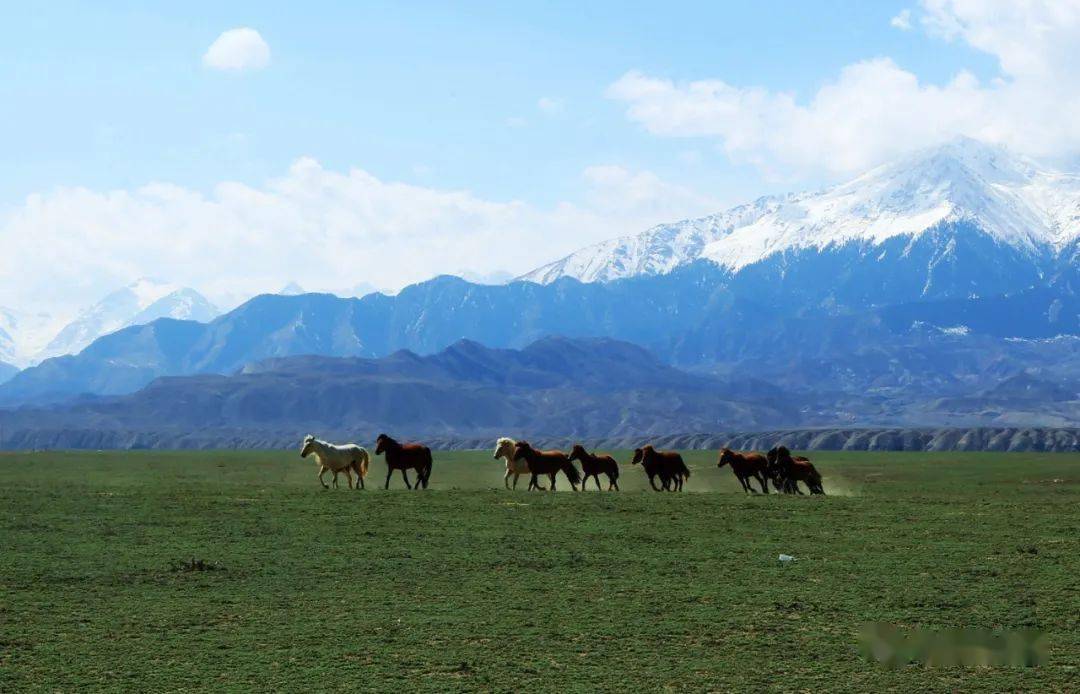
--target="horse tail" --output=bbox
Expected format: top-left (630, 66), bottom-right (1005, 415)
top-left (357, 448), bottom-right (370, 478)
top-left (609, 459), bottom-right (620, 481)
top-left (678, 456), bottom-right (691, 479)
top-left (808, 464), bottom-right (824, 494)
top-left (422, 447), bottom-right (434, 485)
top-left (562, 458), bottom-right (582, 487)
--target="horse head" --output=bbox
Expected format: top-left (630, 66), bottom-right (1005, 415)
top-left (630, 447), bottom-right (644, 465)
top-left (717, 448), bottom-right (734, 468)
top-left (300, 434), bottom-right (316, 458)
top-left (568, 444), bottom-right (587, 462)
top-left (374, 433), bottom-right (391, 455)
top-left (494, 437), bottom-right (514, 460)
top-left (512, 441), bottom-right (532, 462)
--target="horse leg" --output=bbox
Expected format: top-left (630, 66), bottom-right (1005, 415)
top-left (318, 466), bottom-right (329, 489)
top-left (401, 469), bottom-right (412, 489)
top-left (549, 472), bottom-right (557, 492)
top-left (385, 468), bottom-right (393, 490)
top-left (648, 475), bottom-right (660, 492)
top-left (343, 468), bottom-right (353, 489)
top-left (528, 473), bottom-right (537, 491)
top-left (505, 468), bottom-right (512, 489)
top-left (594, 474), bottom-right (602, 491)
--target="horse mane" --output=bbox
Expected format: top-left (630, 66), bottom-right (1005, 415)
top-left (497, 436), bottom-right (515, 447)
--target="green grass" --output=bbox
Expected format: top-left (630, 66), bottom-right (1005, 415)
top-left (1, 449), bottom-right (1078, 692)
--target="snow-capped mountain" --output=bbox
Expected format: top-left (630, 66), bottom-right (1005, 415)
top-left (0, 307), bottom-right (66, 368)
top-left (35, 279), bottom-right (219, 361)
top-left (522, 138), bottom-right (1080, 284)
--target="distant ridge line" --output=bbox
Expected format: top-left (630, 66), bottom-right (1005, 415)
top-left (4, 427), bottom-right (1080, 452)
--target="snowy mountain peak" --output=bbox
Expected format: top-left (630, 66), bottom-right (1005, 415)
top-left (522, 138), bottom-right (1080, 284)
top-left (34, 280), bottom-right (219, 362)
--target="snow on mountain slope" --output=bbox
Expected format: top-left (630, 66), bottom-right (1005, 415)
top-left (36, 279), bottom-right (219, 361)
top-left (520, 196), bottom-right (785, 284)
top-left (522, 138), bottom-right (1080, 284)
top-left (0, 307), bottom-right (66, 367)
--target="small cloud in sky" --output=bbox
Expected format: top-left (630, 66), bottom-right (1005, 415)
top-left (537, 96), bottom-right (564, 115)
top-left (203, 28), bottom-right (271, 71)
top-left (890, 9), bottom-right (912, 31)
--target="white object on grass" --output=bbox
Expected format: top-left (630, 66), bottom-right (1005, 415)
top-left (778, 554), bottom-right (796, 563)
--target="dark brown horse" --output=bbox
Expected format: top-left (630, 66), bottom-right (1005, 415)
top-left (568, 444), bottom-right (620, 491)
top-left (766, 446), bottom-right (824, 495)
top-left (717, 448), bottom-right (769, 494)
top-left (512, 441), bottom-right (581, 491)
top-left (631, 445), bottom-right (691, 491)
top-left (374, 433), bottom-right (433, 490)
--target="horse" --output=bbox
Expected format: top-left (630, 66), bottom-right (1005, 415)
top-left (493, 437), bottom-right (544, 490)
top-left (766, 446), bottom-right (825, 495)
top-left (300, 435), bottom-right (370, 489)
top-left (511, 441), bottom-right (581, 491)
top-left (717, 448), bottom-right (769, 494)
top-left (374, 433), bottom-right (433, 490)
top-left (631, 445), bottom-right (691, 491)
top-left (568, 444), bottom-right (620, 491)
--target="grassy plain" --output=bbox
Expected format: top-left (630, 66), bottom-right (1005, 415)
top-left (1, 449), bottom-right (1078, 691)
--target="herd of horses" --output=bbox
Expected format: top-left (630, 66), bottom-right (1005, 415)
top-left (300, 434), bottom-right (826, 495)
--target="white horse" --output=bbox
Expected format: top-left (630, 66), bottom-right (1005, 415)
top-left (300, 435), bottom-right (371, 489)
top-left (493, 437), bottom-right (544, 490)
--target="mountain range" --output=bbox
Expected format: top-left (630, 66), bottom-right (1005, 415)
top-left (3, 138), bottom-right (1080, 437)
top-left (522, 137), bottom-right (1080, 290)
top-left (0, 278), bottom-right (219, 370)
top-left (0, 337), bottom-right (795, 448)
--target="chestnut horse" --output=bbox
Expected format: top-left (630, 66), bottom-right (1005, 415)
top-left (375, 433), bottom-right (433, 490)
top-left (631, 445), bottom-right (691, 491)
top-left (766, 446), bottom-right (824, 495)
top-left (717, 448), bottom-right (769, 494)
top-left (512, 441), bottom-right (581, 491)
top-left (568, 444), bottom-right (620, 491)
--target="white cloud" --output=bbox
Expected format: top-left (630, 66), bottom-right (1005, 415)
top-left (203, 28), bottom-right (271, 72)
top-left (581, 165), bottom-right (721, 220)
top-left (607, 0), bottom-right (1080, 176)
top-left (890, 9), bottom-right (913, 30)
top-left (0, 161), bottom-right (719, 315)
top-left (538, 97), bottom-right (565, 115)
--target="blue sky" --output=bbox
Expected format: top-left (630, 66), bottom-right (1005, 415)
top-left (2, 1), bottom-right (996, 206)
top-left (2, 1), bottom-right (1078, 317)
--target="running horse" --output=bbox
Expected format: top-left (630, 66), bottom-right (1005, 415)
top-left (568, 444), bottom-right (620, 491)
top-left (374, 433), bottom-right (434, 489)
top-left (717, 448), bottom-right (769, 494)
top-left (630, 445), bottom-right (691, 491)
top-left (493, 437), bottom-right (544, 490)
top-left (766, 446), bottom-right (825, 495)
top-left (511, 441), bottom-right (581, 491)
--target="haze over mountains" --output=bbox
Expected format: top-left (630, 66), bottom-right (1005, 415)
top-left (4, 139), bottom-right (1080, 445)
